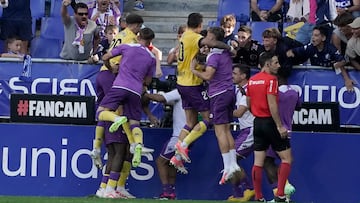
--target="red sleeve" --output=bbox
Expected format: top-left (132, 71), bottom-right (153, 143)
top-left (266, 76), bottom-right (278, 95)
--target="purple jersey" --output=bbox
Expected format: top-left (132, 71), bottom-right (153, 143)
top-left (206, 48), bottom-right (233, 97)
top-left (111, 44), bottom-right (156, 95)
top-left (278, 85), bottom-right (301, 131)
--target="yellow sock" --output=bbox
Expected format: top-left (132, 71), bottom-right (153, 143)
top-left (98, 111), bottom-right (118, 122)
top-left (123, 122), bottom-right (135, 144)
top-left (100, 174), bottom-right (109, 189)
top-left (132, 127), bottom-right (143, 144)
top-left (183, 121), bottom-right (207, 146)
top-left (107, 178), bottom-right (117, 189)
top-left (94, 125), bottom-right (104, 149)
top-left (117, 161), bottom-right (131, 187)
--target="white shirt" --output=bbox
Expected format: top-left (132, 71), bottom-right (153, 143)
top-left (235, 85), bottom-right (255, 130)
top-left (160, 89), bottom-right (186, 137)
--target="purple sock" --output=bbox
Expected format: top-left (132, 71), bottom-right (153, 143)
top-left (101, 175), bottom-right (109, 184)
top-left (232, 183), bottom-right (244, 198)
top-left (169, 184), bottom-right (175, 193)
top-left (109, 171), bottom-right (120, 181)
top-left (162, 184), bottom-right (170, 193)
top-left (241, 175), bottom-right (254, 190)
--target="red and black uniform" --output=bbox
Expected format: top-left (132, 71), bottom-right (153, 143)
top-left (246, 71), bottom-right (290, 152)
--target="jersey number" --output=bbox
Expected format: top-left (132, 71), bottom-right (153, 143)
top-left (178, 42), bottom-right (184, 62)
top-left (110, 38), bottom-right (122, 49)
top-left (201, 90), bottom-right (209, 101)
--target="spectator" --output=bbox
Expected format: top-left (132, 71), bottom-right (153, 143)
top-left (262, 28), bottom-right (304, 80)
top-left (287, 25), bottom-right (355, 90)
top-left (233, 25), bottom-right (264, 67)
top-left (88, 0), bottom-right (121, 39)
top-left (332, 12), bottom-right (354, 55)
top-left (0, 0), bottom-right (32, 54)
top-left (89, 24), bottom-right (118, 63)
top-left (286, 0), bottom-right (309, 22)
top-left (346, 17), bottom-right (360, 70)
top-left (167, 25), bottom-right (186, 65)
top-left (134, 0), bottom-right (144, 11)
top-left (220, 14), bottom-right (238, 46)
top-left (251, 0), bottom-right (284, 22)
top-left (0, 36), bottom-right (24, 59)
top-left (335, 0), bottom-right (360, 17)
top-left (60, 1), bottom-right (100, 61)
top-left (295, 0), bottom-right (338, 44)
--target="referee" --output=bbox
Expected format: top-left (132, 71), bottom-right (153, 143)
top-left (246, 52), bottom-right (292, 202)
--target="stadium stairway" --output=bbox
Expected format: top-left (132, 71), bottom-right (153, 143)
top-left (123, 0), bottom-right (218, 62)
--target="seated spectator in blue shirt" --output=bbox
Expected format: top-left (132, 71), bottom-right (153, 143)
top-left (0, 0), bottom-right (32, 55)
top-left (251, 0), bottom-right (284, 22)
top-left (287, 25), bottom-right (355, 91)
top-left (335, 0), bottom-right (360, 17)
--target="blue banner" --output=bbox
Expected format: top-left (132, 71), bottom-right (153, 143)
top-left (0, 60), bottom-right (359, 126)
top-left (0, 124), bottom-right (360, 202)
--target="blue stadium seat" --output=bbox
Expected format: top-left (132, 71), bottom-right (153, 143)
top-left (30, 37), bottom-right (63, 58)
top-left (50, 0), bottom-right (74, 17)
top-left (247, 22), bottom-right (279, 42)
top-left (217, 0), bottom-right (250, 22)
top-left (31, 0), bottom-right (46, 18)
top-left (40, 17), bottom-right (64, 40)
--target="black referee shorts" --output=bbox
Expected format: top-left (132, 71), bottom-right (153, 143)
top-left (253, 117), bottom-right (291, 152)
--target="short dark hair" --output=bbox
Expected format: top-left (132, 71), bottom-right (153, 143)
top-left (139, 27), bottom-right (155, 41)
top-left (258, 51), bottom-right (276, 68)
top-left (333, 12), bottom-right (354, 27)
top-left (238, 25), bottom-right (252, 35)
top-left (6, 36), bottom-right (21, 47)
top-left (313, 25), bottom-right (328, 37)
top-left (262, 28), bottom-right (281, 39)
top-left (187, 13), bottom-right (203, 29)
top-left (207, 27), bottom-right (225, 41)
top-left (233, 64), bottom-right (251, 80)
top-left (126, 13), bottom-right (144, 25)
top-left (74, 2), bottom-right (88, 13)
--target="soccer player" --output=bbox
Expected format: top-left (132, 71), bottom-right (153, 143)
top-left (246, 52), bottom-right (292, 202)
top-left (262, 75), bottom-right (300, 201)
top-left (191, 27), bottom-right (240, 185)
top-left (228, 64), bottom-right (255, 201)
top-left (96, 27), bottom-right (156, 196)
top-left (170, 13), bottom-right (236, 170)
top-left (143, 88), bottom-right (186, 199)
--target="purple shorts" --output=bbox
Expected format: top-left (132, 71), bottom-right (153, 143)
top-left (210, 90), bottom-right (235, 125)
top-left (96, 70), bottom-right (116, 106)
top-left (159, 136), bottom-right (178, 160)
top-left (99, 121), bottom-right (128, 145)
top-left (266, 146), bottom-right (279, 159)
top-left (177, 84), bottom-right (209, 112)
top-left (235, 127), bottom-right (254, 159)
top-left (100, 87), bottom-right (142, 121)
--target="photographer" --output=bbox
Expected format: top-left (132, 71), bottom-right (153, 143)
top-left (143, 75), bottom-right (186, 199)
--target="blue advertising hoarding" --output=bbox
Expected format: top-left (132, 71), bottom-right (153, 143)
top-left (0, 123), bottom-right (360, 202)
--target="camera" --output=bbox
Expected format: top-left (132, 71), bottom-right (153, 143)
top-left (149, 74), bottom-right (177, 92)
